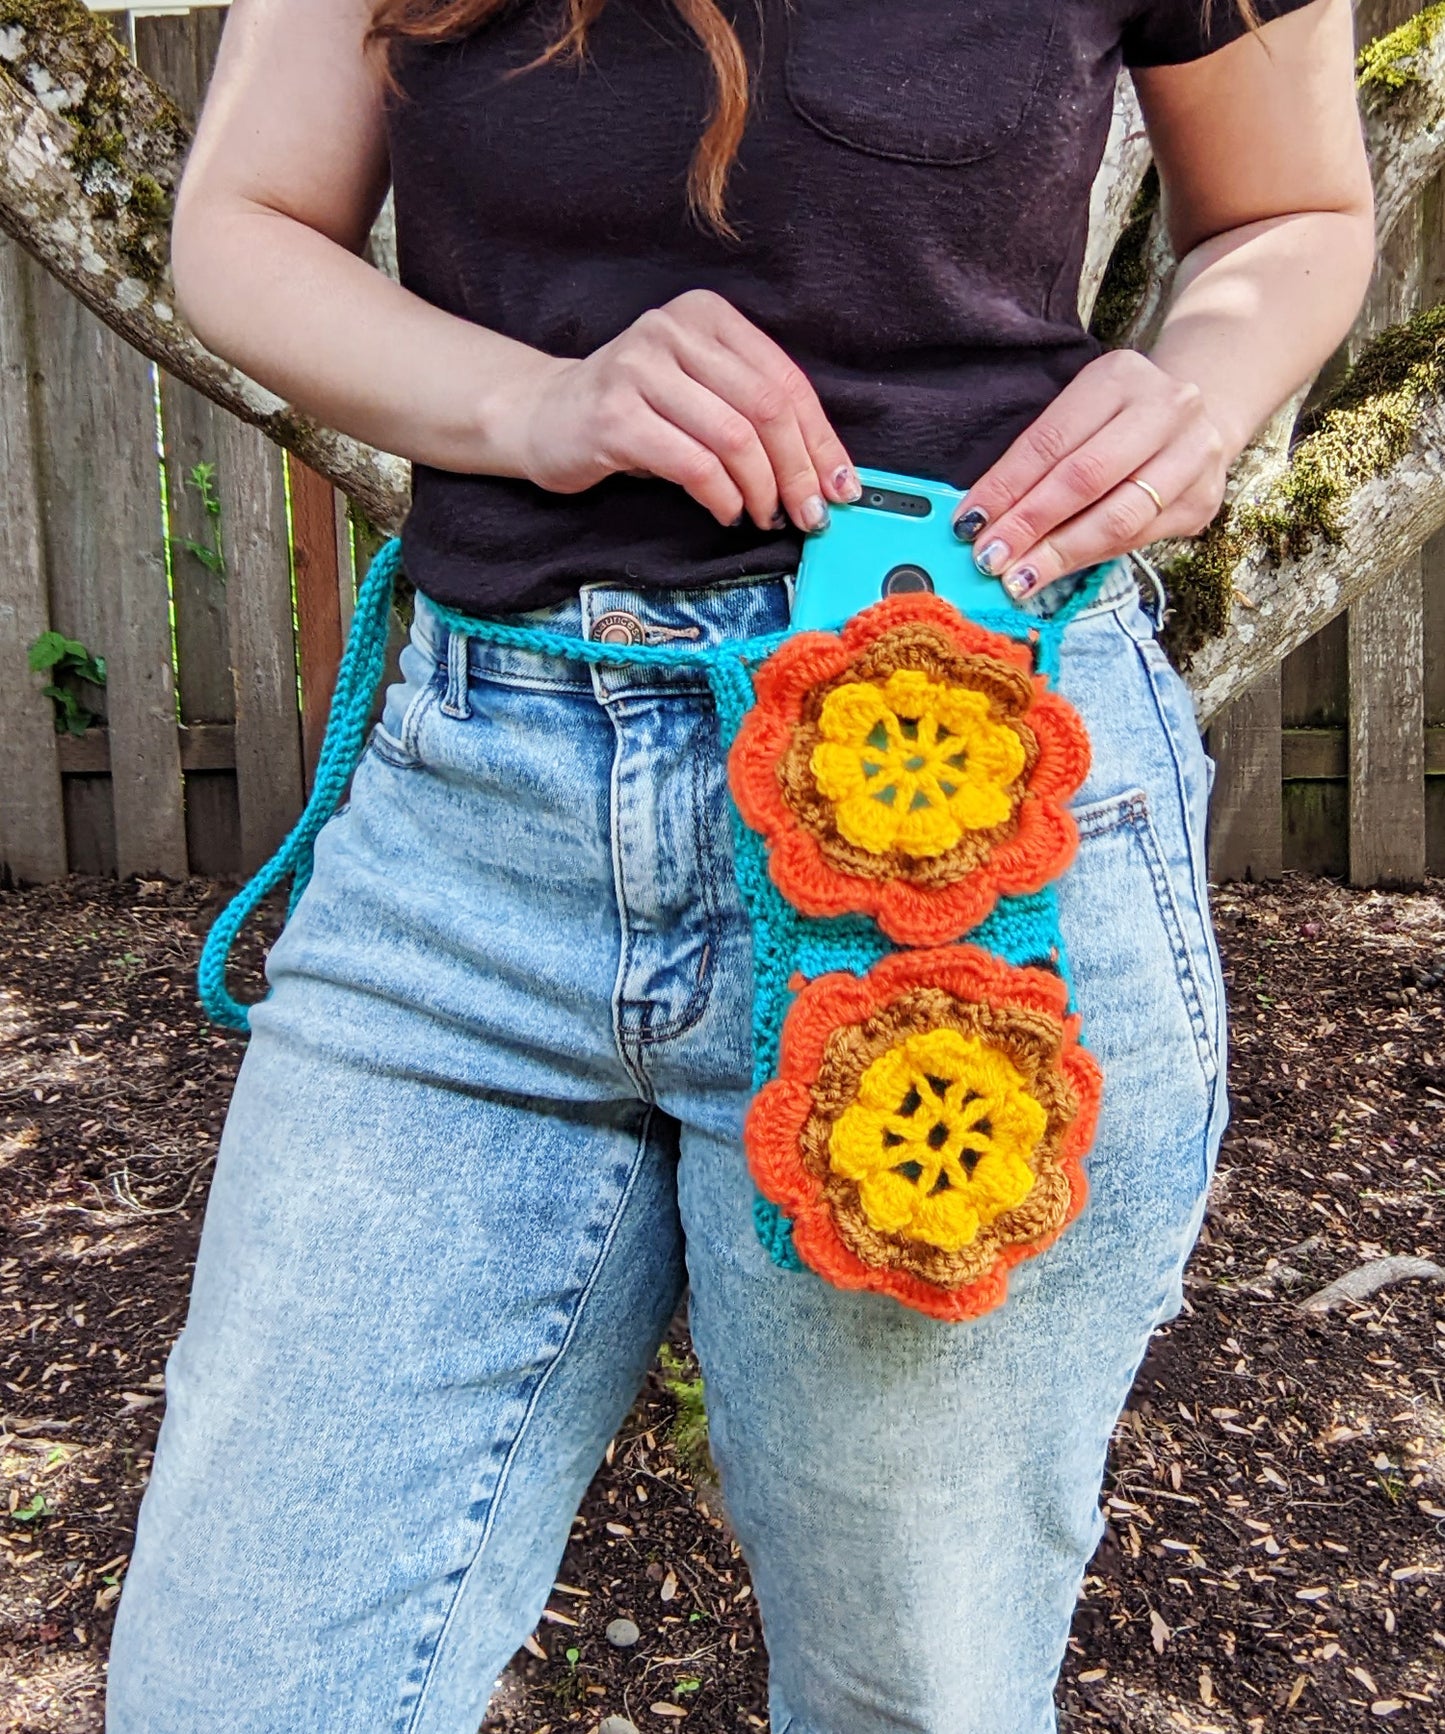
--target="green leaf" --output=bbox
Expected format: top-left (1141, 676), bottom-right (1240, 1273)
top-left (27, 631), bottom-right (68, 671)
top-left (564, 1647), bottom-right (580, 1666)
top-left (13, 1494), bottom-right (49, 1523)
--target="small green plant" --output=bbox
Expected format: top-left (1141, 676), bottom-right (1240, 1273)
top-left (12, 1494), bottom-right (49, 1524)
top-left (1374, 1466), bottom-right (1406, 1504)
top-left (170, 461), bottom-right (225, 580)
top-left (658, 1342), bottom-right (713, 1482)
top-left (27, 632), bottom-right (106, 736)
top-left (674, 1677), bottom-right (703, 1697)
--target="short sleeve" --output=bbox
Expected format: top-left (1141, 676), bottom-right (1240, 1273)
top-left (1123, 0), bottom-right (1323, 68)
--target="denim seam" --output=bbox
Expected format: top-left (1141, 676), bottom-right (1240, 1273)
top-left (1123, 793), bottom-right (1218, 1090)
top-left (1075, 788), bottom-right (1218, 1090)
top-left (605, 712), bottom-right (657, 1101)
top-left (399, 1107), bottom-right (662, 1734)
top-left (368, 672), bottom-right (444, 771)
top-left (635, 725), bottom-right (722, 1048)
top-left (467, 665), bottom-right (596, 697)
top-left (1115, 615), bottom-right (1224, 1086)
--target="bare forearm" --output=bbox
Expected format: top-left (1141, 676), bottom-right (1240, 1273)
top-left (172, 203), bottom-right (553, 474)
top-left (1148, 208), bottom-right (1376, 458)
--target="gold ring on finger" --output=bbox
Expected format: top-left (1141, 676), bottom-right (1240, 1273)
top-left (1128, 476), bottom-right (1166, 514)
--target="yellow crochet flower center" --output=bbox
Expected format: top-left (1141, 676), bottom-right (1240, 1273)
top-left (829, 1027), bottom-right (1046, 1251)
top-left (809, 670), bottom-right (1027, 858)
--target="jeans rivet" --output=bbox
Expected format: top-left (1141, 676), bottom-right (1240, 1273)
top-left (593, 610), bottom-right (645, 646)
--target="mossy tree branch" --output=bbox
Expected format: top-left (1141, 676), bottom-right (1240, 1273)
top-left (1176, 306), bottom-right (1445, 723)
top-left (1358, 2), bottom-right (1445, 248)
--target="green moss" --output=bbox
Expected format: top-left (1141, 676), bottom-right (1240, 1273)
top-left (1090, 167), bottom-right (1159, 348)
top-left (1357, 3), bottom-right (1445, 93)
top-left (657, 1342), bottom-right (713, 1484)
top-left (127, 172), bottom-right (169, 222)
top-left (1, 0), bottom-right (189, 284)
top-left (1161, 304), bottom-right (1445, 666)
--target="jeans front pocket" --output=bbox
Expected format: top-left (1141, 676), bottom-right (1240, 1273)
top-left (366, 636), bottom-right (444, 772)
top-left (1060, 785), bottom-right (1223, 1208)
top-left (783, 0), bottom-right (1061, 166)
top-left (1071, 787), bottom-right (1220, 1089)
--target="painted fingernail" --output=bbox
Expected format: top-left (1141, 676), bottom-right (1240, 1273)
top-left (953, 508), bottom-right (989, 543)
top-left (833, 465), bottom-right (863, 502)
top-left (769, 508), bottom-right (788, 529)
top-left (729, 510), bottom-right (746, 528)
top-left (975, 539), bottom-right (1010, 576)
top-left (1003, 567), bottom-right (1040, 601)
top-left (801, 494), bottom-right (831, 532)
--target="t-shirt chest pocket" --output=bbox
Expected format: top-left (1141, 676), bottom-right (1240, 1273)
top-left (782, 0), bottom-right (1062, 167)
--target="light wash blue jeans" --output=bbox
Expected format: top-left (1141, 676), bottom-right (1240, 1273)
top-left (107, 562), bottom-right (1227, 1734)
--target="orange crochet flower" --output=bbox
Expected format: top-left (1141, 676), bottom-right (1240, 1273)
top-left (729, 594), bottom-right (1091, 945)
top-left (746, 946), bottom-right (1102, 1322)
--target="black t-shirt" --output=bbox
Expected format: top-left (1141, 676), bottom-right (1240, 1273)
top-left (385, 0), bottom-right (1319, 614)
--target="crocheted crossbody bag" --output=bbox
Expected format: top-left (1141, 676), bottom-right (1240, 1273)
top-left (200, 536), bottom-right (1105, 1323)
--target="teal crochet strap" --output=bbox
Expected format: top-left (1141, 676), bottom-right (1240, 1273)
top-left (197, 536), bottom-right (404, 1031)
top-left (197, 537), bottom-right (784, 1031)
top-left (198, 536), bottom-right (1106, 1323)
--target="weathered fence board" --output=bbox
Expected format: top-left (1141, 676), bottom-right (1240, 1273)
top-left (289, 455), bottom-right (347, 790)
top-left (217, 410), bottom-right (304, 875)
top-left (138, 5), bottom-right (231, 732)
top-left (137, 6), bottom-right (240, 877)
top-left (1349, 558), bottom-right (1427, 886)
top-left (0, 238), bottom-right (67, 886)
top-left (1207, 670), bottom-right (1283, 883)
top-left (1345, 36), bottom-right (1430, 887)
top-left (21, 12), bottom-right (186, 876)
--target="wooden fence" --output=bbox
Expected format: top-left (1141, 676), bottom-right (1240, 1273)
top-left (1207, 0), bottom-right (1445, 888)
top-left (0, 6), bottom-right (375, 888)
top-left (1, 2), bottom-right (1442, 890)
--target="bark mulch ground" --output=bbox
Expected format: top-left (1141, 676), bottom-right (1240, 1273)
top-left (1, 874), bottom-right (1442, 1733)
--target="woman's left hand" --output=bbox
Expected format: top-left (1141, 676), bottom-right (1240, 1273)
top-left (950, 349), bottom-right (1233, 601)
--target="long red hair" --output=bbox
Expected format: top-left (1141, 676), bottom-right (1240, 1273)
top-left (367, 0), bottom-right (749, 236)
top-left (367, 2), bottom-right (1259, 237)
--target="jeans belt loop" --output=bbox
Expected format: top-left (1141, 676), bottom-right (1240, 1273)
top-left (441, 622), bottom-right (472, 720)
top-left (1130, 550), bottom-right (1169, 632)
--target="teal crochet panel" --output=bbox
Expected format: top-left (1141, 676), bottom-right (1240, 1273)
top-left (701, 648), bottom-right (1082, 1276)
top-left (197, 536), bottom-right (1102, 1276)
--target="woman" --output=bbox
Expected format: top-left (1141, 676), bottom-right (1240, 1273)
top-left (107, 2), bottom-right (1372, 1729)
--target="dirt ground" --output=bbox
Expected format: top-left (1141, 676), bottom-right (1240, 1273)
top-left (2, 873), bottom-right (1442, 1733)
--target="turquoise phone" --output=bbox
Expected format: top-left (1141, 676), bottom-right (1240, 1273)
top-left (789, 466), bottom-right (1008, 634)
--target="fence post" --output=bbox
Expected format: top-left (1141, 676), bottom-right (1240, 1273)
top-left (217, 413), bottom-right (305, 875)
top-left (1349, 559), bottom-right (1426, 886)
top-left (289, 456), bottom-right (346, 791)
top-left (137, 6), bottom-right (242, 876)
top-left (1207, 670), bottom-right (1283, 882)
top-left (0, 238), bottom-right (67, 885)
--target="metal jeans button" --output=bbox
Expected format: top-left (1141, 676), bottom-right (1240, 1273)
top-left (592, 610), bottom-right (646, 646)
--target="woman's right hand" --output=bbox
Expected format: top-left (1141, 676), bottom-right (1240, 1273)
top-left (510, 289), bottom-right (861, 532)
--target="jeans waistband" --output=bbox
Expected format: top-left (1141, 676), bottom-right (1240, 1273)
top-left (411, 556), bottom-right (1149, 705)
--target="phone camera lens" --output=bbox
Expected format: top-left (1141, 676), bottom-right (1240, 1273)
top-left (882, 563), bottom-right (934, 597)
top-left (868, 491), bottom-right (885, 506)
